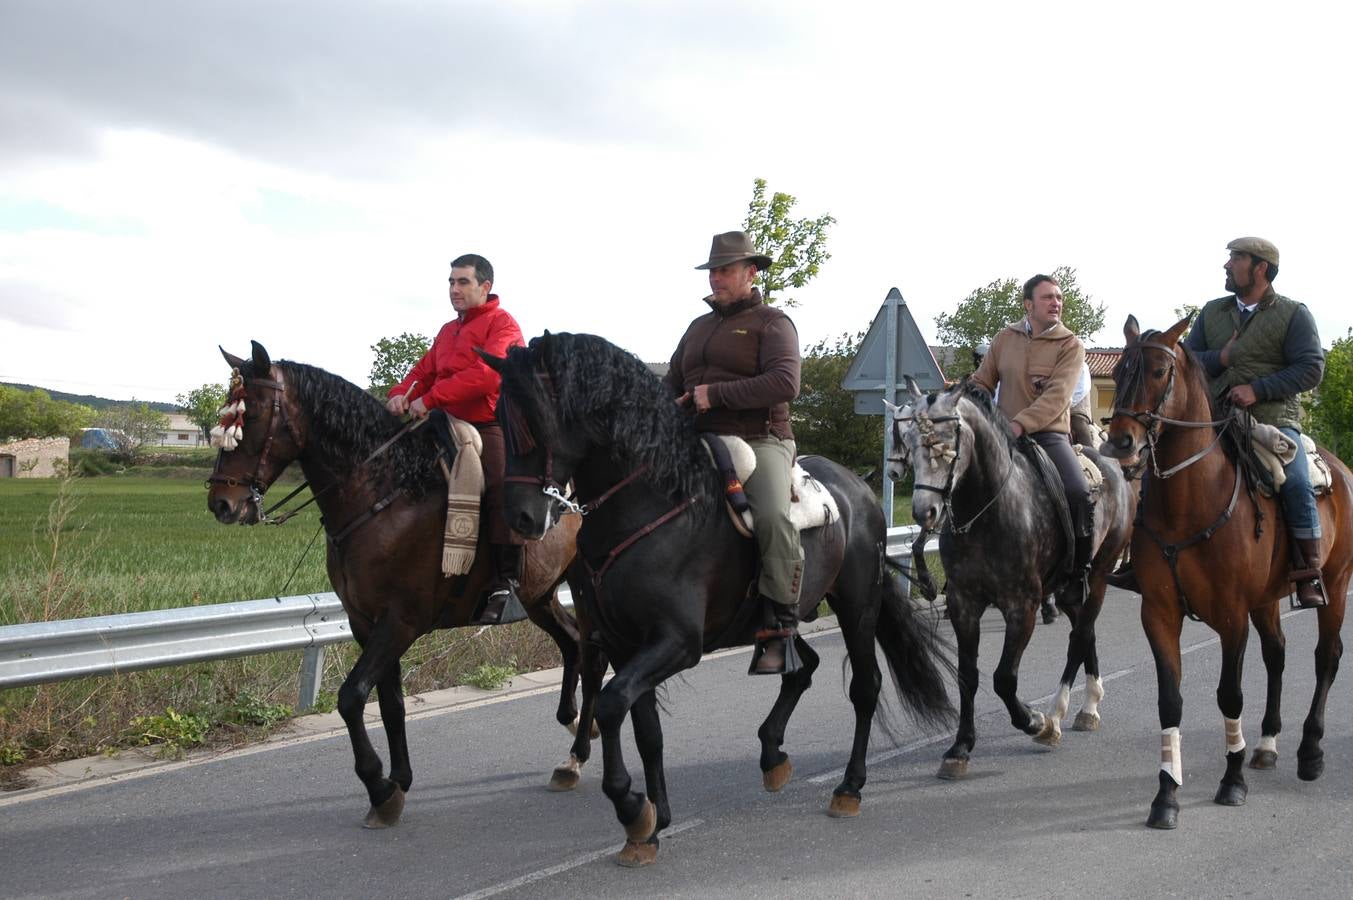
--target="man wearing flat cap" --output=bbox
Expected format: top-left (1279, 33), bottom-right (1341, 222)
top-left (665, 231), bottom-right (805, 674)
top-left (1183, 237), bottom-right (1328, 606)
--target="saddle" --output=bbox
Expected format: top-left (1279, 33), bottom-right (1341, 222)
top-left (1244, 419), bottom-right (1333, 497)
top-left (1017, 437), bottom-right (1100, 585)
top-left (701, 434), bottom-right (841, 539)
top-left (427, 409), bottom-right (485, 576)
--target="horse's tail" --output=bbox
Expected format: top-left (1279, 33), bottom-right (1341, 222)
top-left (875, 557), bottom-right (957, 731)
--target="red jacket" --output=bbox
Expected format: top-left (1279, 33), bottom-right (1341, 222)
top-left (388, 296), bottom-right (524, 424)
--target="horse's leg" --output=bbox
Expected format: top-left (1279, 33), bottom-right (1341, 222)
top-left (1297, 580), bottom-right (1347, 781)
top-left (1141, 598), bottom-right (1185, 829)
top-left (990, 601), bottom-right (1058, 746)
top-left (756, 636), bottom-right (819, 794)
top-left (1213, 617), bottom-right (1251, 807)
top-left (828, 614), bottom-right (883, 817)
top-left (376, 660), bottom-right (411, 795)
top-left (524, 587), bottom-right (581, 731)
top-left (618, 689), bottom-right (669, 867)
top-left (550, 637), bottom-right (607, 792)
top-left (336, 614), bottom-right (417, 828)
top-left (940, 598), bottom-right (981, 779)
top-left (1064, 587), bottom-right (1107, 732)
top-left (595, 635), bottom-right (696, 866)
top-left (1247, 602), bottom-right (1286, 770)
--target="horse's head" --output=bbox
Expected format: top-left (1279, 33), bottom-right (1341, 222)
top-left (206, 341), bottom-right (303, 524)
top-left (892, 378), bottom-right (975, 532)
top-left (1103, 314), bottom-right (1193, 466)
top-left (883, 394), bottom-right (916, 484)
top-left (481, 341), bottom-right (587, 541)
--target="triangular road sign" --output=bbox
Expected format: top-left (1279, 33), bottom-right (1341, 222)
top-left (842, 288), bottom-right (946, 414)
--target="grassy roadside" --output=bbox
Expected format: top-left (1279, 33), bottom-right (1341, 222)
top-left (0, 474), bottom-right (563, 789)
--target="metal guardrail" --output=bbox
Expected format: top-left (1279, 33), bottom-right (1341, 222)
top-left (0, 526), bottom-right (934, 709)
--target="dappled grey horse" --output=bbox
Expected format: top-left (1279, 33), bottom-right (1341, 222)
top-left (887, 377), bottom-right (1135, 778)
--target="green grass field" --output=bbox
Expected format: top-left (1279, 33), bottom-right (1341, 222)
top-left (0, 474), bottom-right (562, 785)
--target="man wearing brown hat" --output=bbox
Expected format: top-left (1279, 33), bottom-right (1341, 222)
top-left (1183, 237), bottom-right (1328, 606)
top-left (665, 230), bottom-right (805, 674)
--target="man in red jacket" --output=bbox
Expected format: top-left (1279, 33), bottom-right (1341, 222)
top-left (387, 254), bottom-right (527, 624)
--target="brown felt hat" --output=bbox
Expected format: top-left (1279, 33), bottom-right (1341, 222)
top-left (694, 231), bottom-right (772, 271)
top-left (1227, 236), bottom-right (1279, 267)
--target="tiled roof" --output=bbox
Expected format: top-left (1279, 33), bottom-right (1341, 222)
top-left (1086, 348), bottom-right (1122, 377)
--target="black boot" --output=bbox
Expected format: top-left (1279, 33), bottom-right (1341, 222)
top-left (1290, 537), bottom-right (1328, 610)
top-left (472, 543), bottom-right (528, 625)
top-left (1106, 560), bottom-right (1140, 593)
top-left (1065, 501), bottom-right (1095, 608)
top-left (749, 601), bottom-right (802, 676)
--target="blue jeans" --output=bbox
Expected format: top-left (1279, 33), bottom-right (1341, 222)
top-left (1279, 426), bottom-right (1322, 540)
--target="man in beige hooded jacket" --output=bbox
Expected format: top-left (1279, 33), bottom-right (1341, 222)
top-left (972, 274), bottom-right (1092, 605)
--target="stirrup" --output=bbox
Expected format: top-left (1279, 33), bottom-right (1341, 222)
top-left (1289, 570), bottom-right (1328, 610)
top-left (748, 627), bottom-right (803, 675)
top-left (472, 583), bottom-right (528, 625)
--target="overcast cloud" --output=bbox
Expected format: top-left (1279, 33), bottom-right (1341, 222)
top-left (2, 0), bottom-right (1350, 402)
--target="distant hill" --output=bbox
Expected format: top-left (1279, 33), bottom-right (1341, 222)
top-left (0, 383), bottom-right (179, 413)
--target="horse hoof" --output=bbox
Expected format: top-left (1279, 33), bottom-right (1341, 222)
top-left (1214, 782), bottom-right (1247, 807)
top-left (548, 756), bottom-right (583, 792)
top-left (623, 799), bottom-right (657, 842)
top-left (363, 786), bottom-right (406, 829)
top-left (1033, 715), bottom-right (1062, 747)
top-left (937, 758), bottom-right (969, 780)
top-left (1072, 711), bottom-right (1101, 732)
top-left (762, 758), bottom-right (793, 792)
top-left (616, 839), bottom-right (658, 867)
top-left (1249, 748), bottom-right (1278, 770)
top-left (1298, 756), bottom-right (1325, 782)
top-left (827, 792), bottom-right (861, 818)
top-left (1146, 802), bottom-right (1178, 830)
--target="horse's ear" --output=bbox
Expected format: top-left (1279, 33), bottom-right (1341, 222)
top-left (1164, 315), bottom-right (1193, 345)
top-left (475, 346), bottom-right (506, 373)
top-left (250, 340), bottom-right (271, 373)
top-left (1124, 315), bottom-right (1141, 345)
top-left (220, 346), bottom-right (247, 369)
top-left (882, 398), bottom-right (901, 417)
top-left (903, 375), bottom-right (925, 401)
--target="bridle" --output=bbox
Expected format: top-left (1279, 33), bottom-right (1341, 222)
top-left (206, 369), bottom-right (294, 520)
top-left (1112, 337), bottom-right (1231, 480)
top-left (895, 404), bottom-right (1014, 535)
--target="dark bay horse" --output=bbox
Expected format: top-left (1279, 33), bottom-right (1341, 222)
top-left (483, 332), bottom-right (955, 866)
top-left (888, 377), bottom-right (1135, 778)
top-left (1103, 316), bottom-right (1353, 829)
top-left (206, 341), bottom-right (593, 827)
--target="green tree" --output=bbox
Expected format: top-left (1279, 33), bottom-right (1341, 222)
top-left (933, 266), bottom-right (1106, 379)
top-left (741, 178), bottom-right (836, 307)
top-left (0, 386), bottom-right (95, 440)
top-left (1307, 329), bottom-right (1353, 465)
top-left (176, 383), bottom-right (227, 443)
top-left (793, 331), bottom-right (883, 481)
top-left (369, 332), bottom-right (431, 396)
top-left (95, 402), bottom-right (170, 462)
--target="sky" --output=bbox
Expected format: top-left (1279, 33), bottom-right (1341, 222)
top-left (2, 0), bottom-right (1351, 404)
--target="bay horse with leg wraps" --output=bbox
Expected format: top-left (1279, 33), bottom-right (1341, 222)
top-left (887, 376), bottom-right (1135, 778)
top-left (1103, 315), bottom-right (1353, 829)
top-left (483, 332), bottom-right (955, 867)
top-left (206, 341), bottom-right (595, 827)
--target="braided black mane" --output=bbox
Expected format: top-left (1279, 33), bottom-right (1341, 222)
top-left (953, 377), bottom-right (1017, 447)
top-left (494, 332), bottom-right (718, 504)
top-left (239, 357), bottom-right (442, 497)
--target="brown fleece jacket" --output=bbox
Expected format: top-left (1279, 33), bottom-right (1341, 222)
top-left (971, 318), bottom-right (1085, 435)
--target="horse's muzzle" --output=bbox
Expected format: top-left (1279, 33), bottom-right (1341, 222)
top-left (210, 494), bottom-right (260, 525)
top-left (1101, 431), bottom-right (1140, 464)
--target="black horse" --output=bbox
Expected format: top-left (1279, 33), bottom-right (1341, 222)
top-left (888, 377), bottom-right (1135, 778)
top-left (483, 332), bottom-right (955, 867)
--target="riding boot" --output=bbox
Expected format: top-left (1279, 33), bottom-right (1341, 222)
top-left (1105, 561), bottom-right (1140, 593)
top-left (472, 543), bottom-right (528, 625)
top-left (1065, 501), bottom-right (1095, 608)
top-left (749, 601), bottom-right (802, 676)
top-left (1290, 537), bottom-right (1328, 610)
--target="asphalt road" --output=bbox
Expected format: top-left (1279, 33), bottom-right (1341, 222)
top-left (4, 589), bottom-right (1353, 900)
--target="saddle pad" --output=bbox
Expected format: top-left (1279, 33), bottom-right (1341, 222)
top-left (1073, 445), bottom-right (1104, 492)
top-left (1253, 433), bottom-right (1333, 496)
top-left (701, 435), bottom-right (841, 535)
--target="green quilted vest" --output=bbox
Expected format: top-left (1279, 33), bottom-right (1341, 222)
top-left (1198, 293), bottom-right (1304, 428)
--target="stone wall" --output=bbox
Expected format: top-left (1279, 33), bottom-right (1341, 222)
top-left (0, 436), bottom-right (71, 478)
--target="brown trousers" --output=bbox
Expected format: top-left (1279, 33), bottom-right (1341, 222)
top-left (474, 422), bottom-right (521, 546)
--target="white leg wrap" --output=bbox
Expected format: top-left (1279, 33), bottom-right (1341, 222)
top-left (1258, 735), bottom-right (1277, 754)
top-left (1053, 685), bottom-right (1071, 721)
top-left (1160, 727), bottom-right (1183, 784)
top-left (1082, 675), bottom-right (1104, 717)
top-left (1224, 717), bottom-right (1245, 755)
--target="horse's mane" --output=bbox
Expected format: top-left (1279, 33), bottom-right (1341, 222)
top-left (495, 332), bottom-right (718, 505)
top-left (952, 378), bottom-right (1017, 449)
top-left (242, 358), bottom-right (442, 497)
